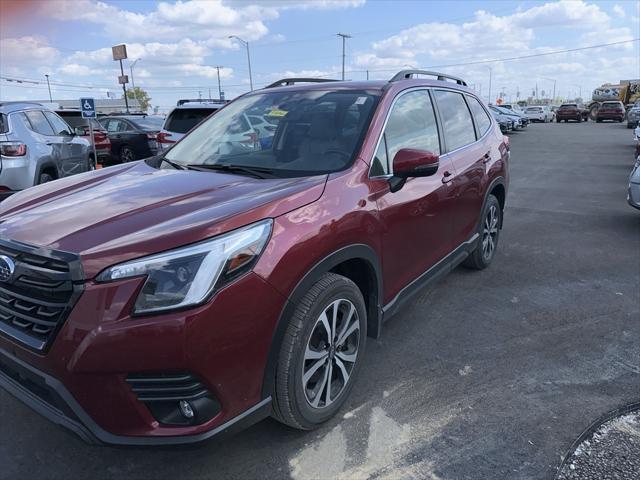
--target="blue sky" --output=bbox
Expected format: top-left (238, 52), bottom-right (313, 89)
top-left (1, 0), bottom-right (638, 112)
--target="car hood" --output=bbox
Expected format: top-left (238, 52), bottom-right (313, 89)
top-left (0, 161), bottom-right (327, 277)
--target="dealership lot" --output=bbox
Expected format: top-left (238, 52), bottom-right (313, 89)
top-left (0, 121), bottom-right (638, 479)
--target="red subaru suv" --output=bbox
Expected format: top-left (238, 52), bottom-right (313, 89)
top-left (0, 70), bottom-right (509, 445)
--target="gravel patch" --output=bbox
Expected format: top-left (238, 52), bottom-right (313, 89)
top-left (558, 411), bottom-right (640, 480)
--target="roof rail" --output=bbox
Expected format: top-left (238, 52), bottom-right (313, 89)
top-left (265, 78), bottom-right (340, 89)
top-left (177, 98), bottom-right (228, 106)
top-left (390, 70), bottom-right (467, 86)
top-left (0, 101), bottom-right (44, 107)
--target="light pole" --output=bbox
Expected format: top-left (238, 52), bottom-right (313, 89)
top-left (130, 58), bottom-right (141, 111)
top-left (337, 33), bottom-right (352, 81)
top-left (215, 66), bottom-right (223, 100)
top-left (229, 36), bottom-right (253, 91)
top-left (44, 74), bottom-right (52, 102)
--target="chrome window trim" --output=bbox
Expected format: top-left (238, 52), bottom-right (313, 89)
top-left (368, 86), bottom-right (495, 179)
top-left (368, 87), bottom-right (437, 179)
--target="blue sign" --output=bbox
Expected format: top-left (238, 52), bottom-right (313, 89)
top-left (80, 98), bottom-right (96, 119)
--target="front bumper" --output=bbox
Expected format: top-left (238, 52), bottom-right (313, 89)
top-left (0, 348), bottom-right (272, 445)
top-left (0, 268), bottom-right (288, 445)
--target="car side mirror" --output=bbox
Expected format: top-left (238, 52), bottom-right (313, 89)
top-left (388, 148), bottom-right (440, 193)
top-left (74, 126), bottom-right (86, 136)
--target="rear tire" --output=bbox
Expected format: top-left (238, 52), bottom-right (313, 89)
top-left (577, 116), bottom-right (582, 123)
top-left (119, 146), bottom-right (135, 163)
top-left (272, 273), bottom-right (367, 430)
top-left (464, 195), bottom-right (502, 270)
top-left (38, 172), bottom-right (54, 185)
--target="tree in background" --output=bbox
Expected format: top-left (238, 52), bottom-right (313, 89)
top-left (124, 87), bottom-right (151, 112)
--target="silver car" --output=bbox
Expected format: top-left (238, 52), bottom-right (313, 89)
top-left (627, 100), bottom-right (640, 129)
top-left (0, 102), bottom-right (92, 201)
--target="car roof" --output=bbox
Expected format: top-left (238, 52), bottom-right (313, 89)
top-left (0, 101), bottom-right (45, 114)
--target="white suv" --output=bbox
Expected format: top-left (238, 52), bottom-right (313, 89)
top-left (157, 100), bottom-right (227, 151)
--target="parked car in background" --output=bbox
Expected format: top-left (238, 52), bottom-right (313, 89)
top-left (628, 156), bottom-right (640, 210)
top-left (0, 102), bottom-right (92, 200)
top-left (595, 101), bottom-right (625, 123)
top-left (99, 115), bottom-right (164, 163)
top-left (0, 70), bottom-right (509, 445)
top-left (500, 104), bottom-right (525, 115)
top-left (158, 100), bottom-right (226, 151)
top-left (555, 103), bottom-right (589, 123)
top-left (490, 105), bottom-right (525, 130)
top-left (489, 109), bottom-right (513, 133)
top-left (627, 101), bottom-right (640, 129)
top-left (55, 110), bottom-right (111, 165)
top-left (524, 106), bottom-right (551, 123)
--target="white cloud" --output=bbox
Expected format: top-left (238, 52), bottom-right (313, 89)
top-left (612, 4), bottom-right (625, 18)
top-left (41, 0), bottom-right (364, 44)
top-left (0, 36), bottom-right (60, 71)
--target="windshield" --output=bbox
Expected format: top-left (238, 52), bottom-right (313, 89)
top-left (165, 89), bottom-right (380, 177)
top-left (58, 115), bottom-right (102, 130)
top-left (493, 106), bottom-right (514, 115)
top-left (560, 104), bottom-right (577, 108)
top-left (526, 107), bottom-right (542, 112)
top-left (165, 108), bottom-right (218, 134)
top-left (132, 116), bottom-right (165, 130)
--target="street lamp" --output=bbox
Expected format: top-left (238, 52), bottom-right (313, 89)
top-left (44, 74), bottom-right (52, 102)
top-left (229, 36), bottom-right (253, 91)
top-left (130, 58), bottom-right (141, 111)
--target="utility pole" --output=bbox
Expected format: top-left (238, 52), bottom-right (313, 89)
top-left (337, 33), bottom-right (352, 81)
top-left (487, 66), bottom-right (492, 104)
top-left (215, 66), bottom-right (223, 99)
top-left (44, 74), bottom-right (52, 102)
top-left (229, 36), bottom-right (253, 91)
top-left (366, 70), bottom-right (369, 80)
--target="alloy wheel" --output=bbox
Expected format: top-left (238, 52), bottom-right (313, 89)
top-left (482, 204), bottom-right (499, 260)
top-left (302, 299), bottom-right (360, 409)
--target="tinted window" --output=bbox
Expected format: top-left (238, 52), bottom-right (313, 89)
top-left (24, 110), bottom-right (55, 135)
top-left (371, 90), bottom-right (440, 176)
top-left (57, 113), bottom-right (102, 130)
top-left (130, 116), bottom-right (164, 131)
top-left (433, 91), bottom-right (476, 151)
top-left (467, 96), bottom-right (492, 137)
top-left (104, 120), bottom-right (120, 132)
top-left (0, 114), bottom-right (7, 133)
top-left (117, 121), bottom-right (133, 132)
top-left (165, 108), bottom-right (217, 134)
top-left (43, 111), bottom-right (72, 135)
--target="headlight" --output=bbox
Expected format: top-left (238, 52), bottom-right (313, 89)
top-left (96, 219), bottom-right (272, 314)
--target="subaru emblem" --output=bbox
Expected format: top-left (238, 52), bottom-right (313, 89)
top-left (0, 255), bottom-right (15, 283)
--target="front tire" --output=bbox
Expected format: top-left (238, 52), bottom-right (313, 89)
top-left (38, 172), bottom-right (55, 185)
top-left (273, 273), bottom-right (367, 430)
top-left (464, 195), bottom-right (502, 270)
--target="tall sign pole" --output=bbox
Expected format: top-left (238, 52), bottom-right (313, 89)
top-left (80, 98), bottom-right (98, 169)
top-left (112, 44), bottom-right (130, 114)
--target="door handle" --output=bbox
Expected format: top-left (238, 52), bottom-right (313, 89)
top-left (45, 142), bottom-right (53, 146)
top-left (442, 171), bottom-right (454, 184)
top-left (483, 151), bottom-right (492, 164)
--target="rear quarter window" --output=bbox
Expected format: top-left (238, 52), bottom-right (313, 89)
top-left (0, 113), bottom-right (7, 133)
top-left (165, 108), bottom-right (217, 134)
top-left (466, 96), bottom-right (492, 137)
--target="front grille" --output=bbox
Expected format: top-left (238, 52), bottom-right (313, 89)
top-left (126, 373), bottom-right (221, 426)
top-left (0, 240), bottom-right (83, 351)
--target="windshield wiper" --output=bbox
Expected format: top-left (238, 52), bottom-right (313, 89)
top-left (186, 163), bottom-right (276, 179)
top-left (161, 157), bottom-right (187, 170)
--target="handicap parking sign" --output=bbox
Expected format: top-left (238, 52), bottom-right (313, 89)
top-left (80, 98), bottom-right (96, 119)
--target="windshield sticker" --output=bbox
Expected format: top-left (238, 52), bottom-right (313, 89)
top-left (268, 109), bottom-right (288, 117)
top-left (355, 96), bottom-right (368, 105)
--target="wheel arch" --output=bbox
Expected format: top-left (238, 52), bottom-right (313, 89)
top-left (481, 176), bottom-right (507, 229)
top-left (35, 161), bottom-right (59, 185)
top-left (261, 244), bottom-right (383, 398)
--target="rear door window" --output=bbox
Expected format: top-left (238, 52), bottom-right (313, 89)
top-left (466, 96), bottom-right (492, 137)
top-left (165, 108), bottom-right (216, 134)
top-left (433, 90), bottom-right (476, 151)
top-left (24, 110), bottom-right (55, 136)
top-left (43, 111), bottom-right (72, 136)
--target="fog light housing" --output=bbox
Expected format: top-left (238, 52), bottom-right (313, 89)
top-left (126, 373), bottom-right (221, 426)
top-left (179, 400), bottom-right (195, 419)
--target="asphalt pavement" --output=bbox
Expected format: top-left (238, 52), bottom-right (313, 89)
top-left (1, 121), bottom-right (639, 480)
